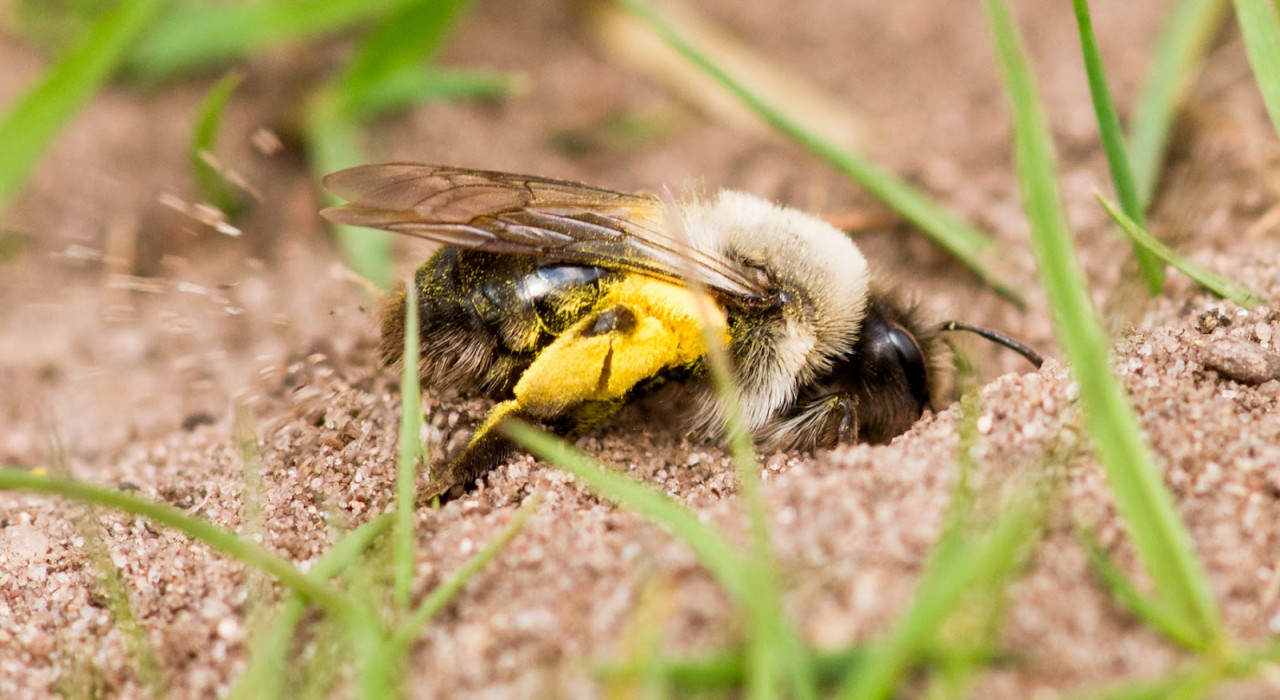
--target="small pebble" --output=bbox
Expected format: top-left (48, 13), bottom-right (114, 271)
top-left (1255, 322), bottom-right (1273, 347)
top-left (1198, 338), bottom-right (1280, 385)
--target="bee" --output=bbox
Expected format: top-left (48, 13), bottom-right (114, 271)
top-left (322, 164), bottom-right (1042, 501)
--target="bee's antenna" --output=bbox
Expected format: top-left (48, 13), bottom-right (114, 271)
top-left (940, 321), bottom-right (1044, 369)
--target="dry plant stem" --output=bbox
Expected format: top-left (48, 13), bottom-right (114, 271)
top-left (618, 0), bottom-right (1024, 307)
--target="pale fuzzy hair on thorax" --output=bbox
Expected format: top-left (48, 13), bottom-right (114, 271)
top-left (680, 190), bottom-right (871, 428)
top-left (684, 190), bottom-right (870, 350)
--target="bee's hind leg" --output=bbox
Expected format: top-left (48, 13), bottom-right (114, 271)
top-left (420, 398), bottom-right (625, 504)
top-left (419, 400), bottom-right (524, 504)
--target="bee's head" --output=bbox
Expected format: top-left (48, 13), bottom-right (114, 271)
top-left (823, 297), bottom-right (944, 444)
top-left (812, 296), bottom-right (1042, 446)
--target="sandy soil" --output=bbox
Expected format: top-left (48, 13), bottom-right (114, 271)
top-left (3, 0), bottom-right (1280, 697)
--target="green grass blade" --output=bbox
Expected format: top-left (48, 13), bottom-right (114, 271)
top-left (228, 513), bottom-right (394, 700)
top-left (1233, 0), bottom-right (1280, 138)
top-left (599, 646), bottom-right (867, 691)
top-left (1070, 0), bottom-right (1164, 293)
top-left (1096, 194), bottom-right (1265, 307)
top-left (618, 0), bottom-right (1023, 307)
top-left (982, 0), bottom-right (1224, 649)
top-left (1128, 0), bottom-right (1230, 208)
top-left (386, 494), bottom-right (540, 654)
top-left (128, 0), bottom-right (417, 79)
top-left (1078, 529), bottom-right (1203, 649)
top-left (600, 642), bottom-right (1009, 692)
top-left (347, 557), bottom-right (398, 700)
top-left (0, 0), bottom-right (166, 211)
top-left (306, 88), bottom-right (393, 290)
top-left (345, 67), bottom-right (524, 121)
top-left (0, 467), bottom-right (350, 615)
top-left (190, 70), bottom-right (245, 215)
top-left (503, 422), bottom-right (750, 602)
top-left (394, 274), bottom-right (423, 609)
top-left (1058, 673), bottom-right (1217, 700)
top-left (337, 0), bottom-right (472, 114)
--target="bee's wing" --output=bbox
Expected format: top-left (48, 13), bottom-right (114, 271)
top-left (321, 163), bottom-right (767, 299)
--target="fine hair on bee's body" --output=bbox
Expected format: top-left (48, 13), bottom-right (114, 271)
top-left (323, 164), bottom-right (1032, 502)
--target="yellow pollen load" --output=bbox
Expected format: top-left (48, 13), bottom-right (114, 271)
top-left (512, 276), bottom-right (726, 415)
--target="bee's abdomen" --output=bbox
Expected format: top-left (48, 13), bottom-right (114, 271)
top-left (470, 262), bottom-right (613, 349)
top-left (384, 248), bottom-right (612, 396)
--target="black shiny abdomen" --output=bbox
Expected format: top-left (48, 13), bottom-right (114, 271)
top-left (401, 248), bottom-right (615, 395)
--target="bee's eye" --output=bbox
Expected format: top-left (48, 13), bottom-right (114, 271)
top-left (886, 324), bottom-right (929, 410)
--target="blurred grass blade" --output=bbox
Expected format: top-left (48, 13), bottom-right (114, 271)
top-left (618, 0), bottom-right (1024, 307)
top-left (394, 274), bottom-right (423, 608)
top-left (504, 422), bottom-right (749, 601)
top-left (1070, 0), bottom-right (1164, 293)
top-left (387, 495), bottom-right (540, 654)
top-left (0, 467), bottom-right (349, 615)
top-left (228, 513), bottom-right (395, 700)
top-left (190, 70), bottom-right (245, 215)
top-left (347, 552), bottom-right (399, 700)
top-left (307, 88), bottom-right (393, 290)
top-left (346, 67), bottom-right (524, 121)
top-left (661, 187), bottom-right (814, 699)
top-left (128, 0), bottom-right (417, 79)
top-left (1233, 0), bottom-right (1280, 138)
top-left (1078, 529), bottom-right (1202, 649)
top-left (983, 0), bottom-right (1224, 649)
top-left (357, 497), bottom-right (538, 699)
top-left (1060, 636), bottom-right (1280, 698)
top-left (601, 646), bottom-right (868, 692)
top-left (0, 0), bottom-right (165, 211)
top-left (46, 426), bottom-right (163, 695)
top-left (290, 613), bottom-right (348, 698)
top-left (604, 577), bottom-right (676, 698)
top-left (838, 396), bottom-right (1030, 700)
top-left (1128, 0), bottom-right (1230, 208)
top-left (1058, 672), bottom-right (1218, 700)
top-left (1096, 194), bottom-right (1265, 308)
top-left (337, 0), bottom-right (472, 114)
top-left (73, 508), bottom-right (165, 695)
top-left (841, 493), bottom-right (1040, 700)
top-left (600, 642), bottom-right (1008, 692)
top-left (585, 0), bottom-right (864, 150)
top-left (507, 422), bottom-right (813, 697)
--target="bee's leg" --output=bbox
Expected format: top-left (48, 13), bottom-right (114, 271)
top-left (759, 394), bottom-right (858, 451)
top-left (420, 400), bottom-right (524, 504)
top-left (801, 394), bottom-right (858, 448)
top-left (831, 395), bottom-right (857, 444)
